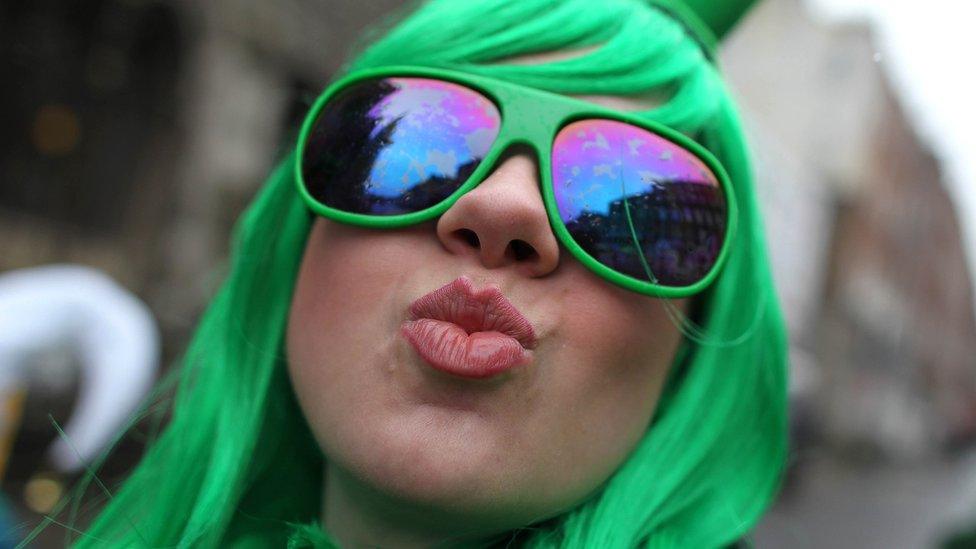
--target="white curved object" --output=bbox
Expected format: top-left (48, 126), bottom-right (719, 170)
top-left (0, 264), bottom-right (159, 474)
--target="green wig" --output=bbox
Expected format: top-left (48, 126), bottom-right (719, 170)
top-left (50, 0), bottom-right (787, 547)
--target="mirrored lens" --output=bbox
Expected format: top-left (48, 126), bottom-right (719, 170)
top-left (302, 77), bottom-right (501, 215)
top-left (552, 119), bottom-right (727, 287)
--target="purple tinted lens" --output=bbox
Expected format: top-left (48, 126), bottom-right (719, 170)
top-left (302, 77), bottom-right (501, 215)
top-left (552, 120), bottom-right (727, 287)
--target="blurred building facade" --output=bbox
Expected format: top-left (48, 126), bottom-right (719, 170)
top-left (820, 84), bottom-right (976, 456)
top-left (725, 0), bottom-right (976, 546)
top-left (726, 0), bottom-right (976, 461)
top-left (1, 0), bottom-right (406, 361)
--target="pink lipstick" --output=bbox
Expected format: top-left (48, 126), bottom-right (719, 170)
top-left (401, 276), bottom-right (536, 379)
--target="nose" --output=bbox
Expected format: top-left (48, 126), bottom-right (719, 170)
top-left (436, 145), bottom-right (560, 278)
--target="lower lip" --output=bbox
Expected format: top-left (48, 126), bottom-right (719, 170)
top-left (401, 319), bottom-right (531, 379)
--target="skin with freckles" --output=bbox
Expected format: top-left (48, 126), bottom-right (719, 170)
top-left (285, 50), bottom-right (689, 549)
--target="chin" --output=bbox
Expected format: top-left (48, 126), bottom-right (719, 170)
top-left (335, 408), bottom-right (559, 526)
top-left (377, 408), bottom-right (503, 497)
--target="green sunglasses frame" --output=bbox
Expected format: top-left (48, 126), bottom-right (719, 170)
top-left (295, 65), bottom-right (738, 298)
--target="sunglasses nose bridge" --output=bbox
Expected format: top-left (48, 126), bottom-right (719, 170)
top-left (435, 148), bottom-right (562, 277)
top-left (493, 87), bottom-right (567, 159)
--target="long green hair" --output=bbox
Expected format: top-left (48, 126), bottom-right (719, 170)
top-left (60, 0), bottom-right (787, 546)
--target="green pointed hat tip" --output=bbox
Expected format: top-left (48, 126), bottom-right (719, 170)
top-left (647, 0), bottom-right (758, 59)
top-left (681, 0), bottom-right (759, 40)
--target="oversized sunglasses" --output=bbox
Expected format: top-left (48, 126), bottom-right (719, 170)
top-left (295, 66), bottom-right (737, 298)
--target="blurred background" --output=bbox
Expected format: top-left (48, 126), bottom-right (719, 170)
top-left (1, 0), bottom-right (974, 547)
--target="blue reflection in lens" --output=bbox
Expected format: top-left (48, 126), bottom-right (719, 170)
top-left (552, 120), bottom-right (727, 287)
top-left (302, 77), bottom-right (500, 215)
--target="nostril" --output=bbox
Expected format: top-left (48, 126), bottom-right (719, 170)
top-left (510, 239), bottom-right (538, 262)
top-left (455, 229), bottom-right (480, 249)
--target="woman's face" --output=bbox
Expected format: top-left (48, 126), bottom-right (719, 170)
top-left (286, 60), bottom-right (688, 542)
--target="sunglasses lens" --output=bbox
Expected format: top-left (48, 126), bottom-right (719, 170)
top-left (552, 120), bottom-right (727, 287)
top-left (301, 77), bottom-right (501, 215)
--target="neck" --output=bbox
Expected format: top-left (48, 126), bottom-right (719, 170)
top-left (321, 463), bottom-right (499, 549)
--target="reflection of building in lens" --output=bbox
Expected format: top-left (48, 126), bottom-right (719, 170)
top-left (564, 181), bottom-right (726, 286)
top-left (303, 79), bottom-right (399, 213)
top-left (386, 158), bottom-right (480, 213)
top-left (303, 79), bottom-right (493, 216)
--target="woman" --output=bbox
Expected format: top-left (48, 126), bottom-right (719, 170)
top-left (62, 0), bottom-right (787, 546)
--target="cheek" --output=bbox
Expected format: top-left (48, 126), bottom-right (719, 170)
top-left (288, 220), bottom-right (438, 349)
top-left (556, 269), bottom-right (684, 379)
top-left (534, 270), bottom-right (685, 480)
top-left (286, 222), bottom-right (423, 449)
top-left (287, 225), bottom-right (387, 384)
top-left (295, 221), bottom-right (422, 303)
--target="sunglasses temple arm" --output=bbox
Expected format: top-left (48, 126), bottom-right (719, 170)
top-left (622, 195), bottom-right (659, 286)
top-left (617, 155), bottom-right (659, 286)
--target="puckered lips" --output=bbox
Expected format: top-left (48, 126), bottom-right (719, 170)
top-left (400, 276), bottom-right (537, 379)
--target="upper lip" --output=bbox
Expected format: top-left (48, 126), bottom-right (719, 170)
top-left (408, 276), bottom-right (537, 349)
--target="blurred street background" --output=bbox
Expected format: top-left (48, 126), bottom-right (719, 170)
top-left (1, 0), bottom-right (975, 547)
